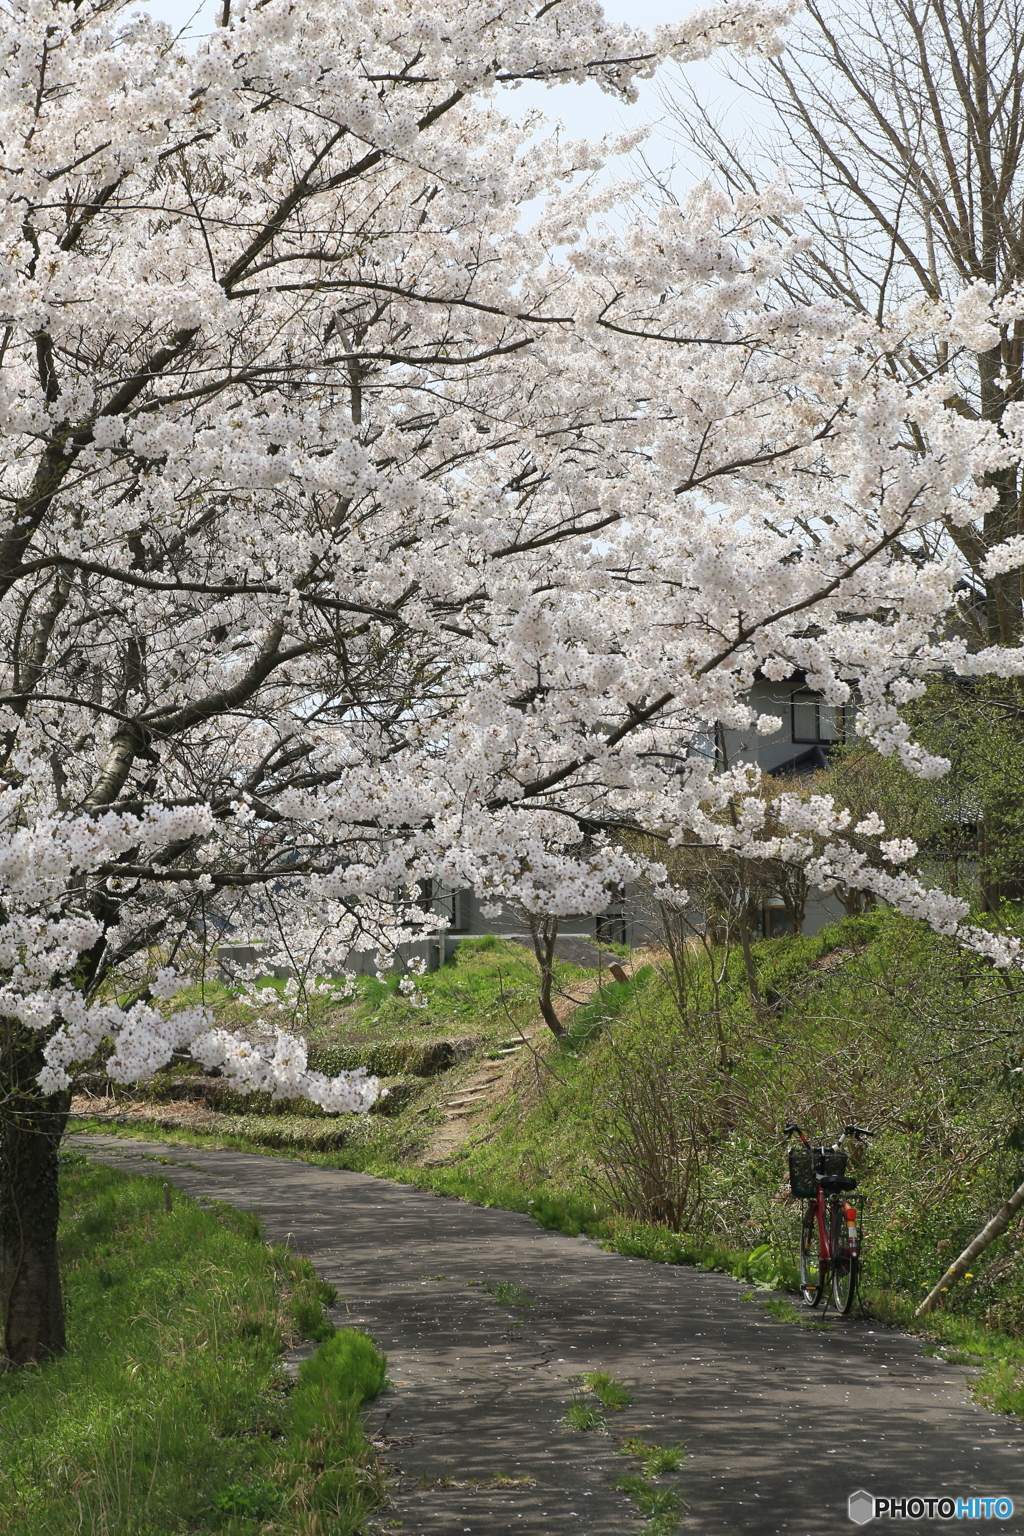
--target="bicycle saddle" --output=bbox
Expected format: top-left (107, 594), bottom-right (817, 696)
top-left (816, 1174), bottom-right (858, 1192)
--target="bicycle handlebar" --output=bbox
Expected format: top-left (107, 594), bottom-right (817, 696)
top-left (784, 1121), bottom-right (874, 1144)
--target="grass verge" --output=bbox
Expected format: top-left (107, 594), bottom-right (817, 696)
top-left (0, 1154), bottom-right (386, 1534)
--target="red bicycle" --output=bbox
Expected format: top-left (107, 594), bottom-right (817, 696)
top-left (785, 1122), bottom-right (873, 1314)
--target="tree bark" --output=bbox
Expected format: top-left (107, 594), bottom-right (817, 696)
top-left (527, 915), bottom-right (565, 1037)
top-left (1, 1020), bottom-right (70, 1370)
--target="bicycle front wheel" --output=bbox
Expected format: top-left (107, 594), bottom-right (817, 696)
top-left (798, 1202), bottom-right (824, 1307)
top-left (830, 1200), bottom-right (859, 1314)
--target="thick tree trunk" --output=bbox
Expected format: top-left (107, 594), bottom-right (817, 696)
top-left (1, 1020), bottom-right (70, 1370)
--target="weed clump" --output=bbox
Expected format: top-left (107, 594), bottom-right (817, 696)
top-left (563, 1395), bottom-right (605, 1431)
top-left (584, 1370), bottom-right (633, 1411)
top-left (620, 1437), bottom-right (686, 1476)
top-left (292, 1327), bottom-right (387, 1424)
top-left (485, 1280), bottom-right (534, 1308)
top-left (615, 1471), bottom-right (683, 1532)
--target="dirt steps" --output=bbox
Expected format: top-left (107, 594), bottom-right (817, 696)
top-left (420, 986), bottom-right (602, 1164)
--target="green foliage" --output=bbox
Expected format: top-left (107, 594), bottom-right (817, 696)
top-left (976, 1358), bottom-right (1024, 1415)
top-left (0, 1162), bottom-right (385, 1535)
top-left (528, 1190), bottom-right (608, 1237)
top-left (286, 1257), bottom-right (338, 1341)
top-left (361, 936), bottom-right (550, 1035)
top-left (560, 967), bottom-right (655, 1053)
top-left (645, 1444), bottom-right (686, 1476)
top-left (759, 1296), bottom-right (804, 1324)
top-left (187, 933), bottom-right (556, 1048)
top-left (205, 1481), bottom-right (283, 1519)
top-left (620, 1438), bottom-right (686, 1475)
top-left (745, 1244), bottom-right (789, 1291)
top-left (616, 1429), bottom-right (685, 1532)
top-left (584, 1370), bottom-right (633, 1411)
top-left (822, 679), bottom-right (1024, 904)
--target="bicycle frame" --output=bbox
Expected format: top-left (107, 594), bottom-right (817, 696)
top-left (788, 1120), bottom-right (871, 1310)
top-left (797, 1128), bottom-right (860, 1268)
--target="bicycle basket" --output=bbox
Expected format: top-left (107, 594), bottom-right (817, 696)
top-left (788, 1146), bottom-right (848, 1200)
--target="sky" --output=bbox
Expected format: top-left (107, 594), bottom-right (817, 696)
top-left (145, 0), bottom-right (773, 197)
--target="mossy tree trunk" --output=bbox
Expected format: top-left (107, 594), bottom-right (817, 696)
top-left (1, 1020), bottom-right (70, 1370)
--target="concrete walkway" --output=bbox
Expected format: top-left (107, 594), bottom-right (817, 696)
top-left (72, 1133), bottom-right (1024, 1534)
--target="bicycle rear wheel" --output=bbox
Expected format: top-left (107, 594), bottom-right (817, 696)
top-left (798, 1202), bottom-right (824, 1306)
top-left (829, 1200), bottom-right (859, 1314)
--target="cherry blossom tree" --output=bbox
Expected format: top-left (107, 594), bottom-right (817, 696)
top-left (0, 0), bottom-right (804, 1368)
top-left (2, 0), bottom-right (1024, 1371)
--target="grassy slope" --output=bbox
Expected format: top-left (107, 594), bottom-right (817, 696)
top-left (0, 1156), bottom-right (386, 1535)
top-left (77, 937), bottom-right (592, 1162)
top-left (178, 933), bottom-right (563, 1053)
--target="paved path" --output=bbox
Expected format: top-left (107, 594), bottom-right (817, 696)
top-left (72, 1133), bottom-right (1024, 1534)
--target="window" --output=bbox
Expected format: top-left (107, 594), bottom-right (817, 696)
top-left (791, 689), bottom-right (843, 744)
top-left (597, 911), bottom-right (627, 946)
top-left (762, 905), bottom-right (793, 939)
top-left (416, 880), bottom-right (467, 931)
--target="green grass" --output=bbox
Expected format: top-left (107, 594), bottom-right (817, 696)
top-left (616, 1429), bottom-right (686, 1532)
top-left (563, 1395), bottom-right (605, 1431)
top-left (485, 1281), bottom-right (534, 1308)
top-left (976, 1357), bottom-right (1024, 1415)
top-left (643, 1444), bottom-right (685, 1476)
top-left (620, 1437), bottom-right (686, 1475)
top-left (290, 1264), bottom-right (339, 1343)
top-left (760, 1296), bottom-right (805, 1325)
top-left (280, 1331), bottom-right (388, 1530)
top-left (0, 1159), bottom-right (386, 1535)
top-left (584, 1370), bottom-right (633, 1411)
top-left (560, 968), bottom-right (655, 1053)
top-left (212, 934), bottom-right (584, 1049)
top-left (615, 1471), bottom-right (683, 1532)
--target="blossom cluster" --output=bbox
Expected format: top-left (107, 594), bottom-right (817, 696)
top-left (2, 0), bottom-right (1024, 1111)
